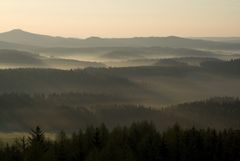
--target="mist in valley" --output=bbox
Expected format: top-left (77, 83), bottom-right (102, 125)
top-left (1, 0), bottom-right (240, 159)
top-left (0, 29), bottom-right (240, 142)
top-left (0, 29), bottom-right (240, 161)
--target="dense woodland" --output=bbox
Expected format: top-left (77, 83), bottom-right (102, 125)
top-left (0, 59), bottom-right (240, 107)
top-left (0, 122), bottom-right (240, 161)
top-left (0, 30), bottom-right (240, 160)
top-left (201, 59), bottom-right (240, 74)
top-left (0, 59), bottom-right (239, 131)
top-left (0, 94), bottom-right (239, 131)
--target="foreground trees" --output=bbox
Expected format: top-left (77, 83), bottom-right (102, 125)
top-left (0, 122), bottom-right (240, 161)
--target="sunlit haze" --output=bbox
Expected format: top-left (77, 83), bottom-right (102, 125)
top-left (1, 0), bottom-right (240, 38)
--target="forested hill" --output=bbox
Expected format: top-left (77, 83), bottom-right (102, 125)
top-left (0, 58), bottom-right (239, 93)
top-left (0, 94), bottom-right (239, 131)
top-left (0, 68), bottom-right (139, 94)
top-left (0, 60), bottom-right (239, 106)
top-left (201, 58), bottom-right (240, 74)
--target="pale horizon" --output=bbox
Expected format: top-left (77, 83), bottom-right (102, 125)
top-left (1, 0), bottom-right (240, 38)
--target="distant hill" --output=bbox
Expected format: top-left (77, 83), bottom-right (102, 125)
top-left (154, 59), bottom-right (188, 67)
top-left (0, 40), bottom-right (36, 51)
top-left (100, 47), bottom-right (218, 61)
top-left (105, 57), bottom-right (222, 68)
top-left (0, 95), bottom-right (239, 131)
top-left (1, 29), bottom-right (240, 49)
top-left (195, 37), bottom-right (240, 43)
top-left (0, 49), bottom-right (105, 69)
top-left (154, 57), bottom-right (223, 66)
top-left (0, 62), bottom-right (239, 105)
top-left (101, 49), bottom-right (145, 60)
top-left (0, 49), bottom-right (43, 65)
top-left (0, 29), bottom-right (82, 48)
top-left (201, 58), bottom-right (240, 74)
top-left (165, 97), bottom-right (240, 129)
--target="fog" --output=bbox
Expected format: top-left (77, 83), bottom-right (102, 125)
top-left (0, 29), bottom-right (239, 133)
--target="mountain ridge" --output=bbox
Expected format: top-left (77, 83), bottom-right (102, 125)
top-left (1, 29), bottom-right (240, 49)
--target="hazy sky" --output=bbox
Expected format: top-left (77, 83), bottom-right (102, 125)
top-left (1, 0), bottom-right (240, 38)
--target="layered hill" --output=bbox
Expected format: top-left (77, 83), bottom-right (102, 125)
top-left (0, 49), bottom-right (105, 69)
top-left (0, 95), bottom-right (239, 131)
top-left (0, 29), bottom-right (240, 49)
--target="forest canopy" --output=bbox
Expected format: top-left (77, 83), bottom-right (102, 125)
top-left (0, 122), bottom-right (240, 161)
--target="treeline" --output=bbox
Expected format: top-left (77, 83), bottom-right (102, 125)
top-left (0, 58), bottom-right (239, 94)
top-left (201, 58), bottom-right (240, 75)
top-left (0, 94), bottom-right (239, 131)
top-left (0, 68), bottom-right (139, 94)
top-left (0, 122), bottom-right (240, 161)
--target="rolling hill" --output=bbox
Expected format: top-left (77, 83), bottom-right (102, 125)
top-left (0, 49), bottom-right (105, 69)
top-left (0, 40), bottom-right (36, 51)
top-left (0, 95), bottom-right (239, 131)
top-left (1, 29), bottom-right (240, 50)
top-left (100, 47), bottom-right (218, 61)
top-left (0, 60), bottom-right (239, 106)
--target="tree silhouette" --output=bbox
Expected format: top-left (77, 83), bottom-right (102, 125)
top-left (0, 123), bottom-right (240, 161)
top-left (25, 126), bottom-right (49, 161)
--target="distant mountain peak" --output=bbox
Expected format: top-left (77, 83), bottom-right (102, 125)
top-left (165, 36), bottom-right (185, 39)
top-left (86, 36), bottom-right (102, 40)
top-left (3, 29), bottom-right (34, 36)
top-left (7, 29), bottom-right (28, 33)
top-left (0, 29), bottom-right (239, 49)
top-left (10, 29), bottom-right (24, 32)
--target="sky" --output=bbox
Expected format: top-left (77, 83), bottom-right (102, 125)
top-left (0, 0), bottom-right (240, 38)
